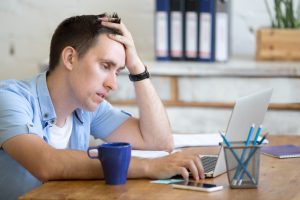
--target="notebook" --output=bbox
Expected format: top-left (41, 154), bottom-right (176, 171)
top-left (261, 145), bottom-right (300, 158)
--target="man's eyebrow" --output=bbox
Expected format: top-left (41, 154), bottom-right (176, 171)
top-left (99, 59), bottom-right (125, 70)
top-left (118, 66), bottom-right (126, 71)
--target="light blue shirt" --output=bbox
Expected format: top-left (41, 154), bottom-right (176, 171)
top-left (0, 72), bottom-right (131, 200)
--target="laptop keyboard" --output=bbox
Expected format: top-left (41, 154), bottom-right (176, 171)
top-left (200, 156), bottom-right (218, 173)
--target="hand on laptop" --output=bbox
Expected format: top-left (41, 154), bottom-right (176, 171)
top-left (145, 152), bottom-right (205, 180)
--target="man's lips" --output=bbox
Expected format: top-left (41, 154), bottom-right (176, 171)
top-left (96, 93), bottom-right (108, 99)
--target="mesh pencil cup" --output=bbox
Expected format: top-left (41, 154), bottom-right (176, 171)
top-left (223, 142), bottom-right (262, 189)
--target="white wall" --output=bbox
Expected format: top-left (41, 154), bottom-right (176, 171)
top-left (1, 0), bottom-right (299, 81)
top-left (0, 0), bottom-right (155, 80)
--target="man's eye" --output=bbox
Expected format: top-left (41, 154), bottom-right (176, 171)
top-left (102, 64), bottom-right (108, 69)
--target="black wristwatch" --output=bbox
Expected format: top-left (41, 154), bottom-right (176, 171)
top-left (129, 65), bottom-right (151, 82)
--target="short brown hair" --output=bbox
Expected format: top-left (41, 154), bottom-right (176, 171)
top-left (48, 13), bottom-right (122, 73)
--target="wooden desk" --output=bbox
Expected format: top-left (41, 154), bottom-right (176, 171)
top-left (19, 135), bottom-right (300, 200)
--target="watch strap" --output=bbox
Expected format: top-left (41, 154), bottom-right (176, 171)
top-left (129, 66), bottom-right (150, 82)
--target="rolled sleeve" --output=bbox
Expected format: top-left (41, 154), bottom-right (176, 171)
top-left (0, 91), bottom-right (36, 147)
top-left (90, 100), bottom-right (131, 139)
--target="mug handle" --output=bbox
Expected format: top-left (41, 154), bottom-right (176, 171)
top-left (87, 146), bottom-right (100, 159)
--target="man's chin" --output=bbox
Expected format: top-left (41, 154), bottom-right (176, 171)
top-left (81, 102), bottom-right (102, 112)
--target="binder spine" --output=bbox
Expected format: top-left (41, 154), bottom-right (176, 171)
top-left (170, 0), bottom-right (185, 60)
top-left (198, 0), bottom-right (215, 62)
top-left (185, 0), bottom-right (199, 61)
top-left (215, 0), bottom-right (230, 62)
top-left (155, 0), bottom-right (171, 60)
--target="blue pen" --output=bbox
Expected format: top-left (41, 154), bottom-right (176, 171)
top-left (232, 124), bottom-right (255, 185)
top-left (239, 133), bottom-right (268, 167)
top-left (238, 125), bottom-right (262, 185)
top-left (238, 132), bottom-right (268, 185)
top-left (253, 124), bottom-right (262, 145)
top-left (258, 133), bottom-right (268, 145)
top-left (219, 132), bottom-right (256, 184)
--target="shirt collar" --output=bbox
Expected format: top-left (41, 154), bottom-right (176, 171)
top-left (75, 108), bottom-right (84, 124)
top-left (36, 71), bottom-right (57, 123)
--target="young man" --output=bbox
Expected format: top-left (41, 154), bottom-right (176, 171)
top-left (0, 13), bottom-right (204, 200)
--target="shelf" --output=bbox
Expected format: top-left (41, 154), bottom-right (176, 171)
top-left (112, 57), bottom-right (300, 110)
top-left (120, 56), bottom-right (300, 77)
top-left (108, 100), bottom-right (300, 110)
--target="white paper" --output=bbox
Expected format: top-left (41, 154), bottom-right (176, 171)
top-left (89, 149), bottom-right (170, 159)
top-left (171, 11), bottom-right (183, 57)
top-left (131, 150), bottom-right (169, 159)
top-left (88, 134), bottom-right (269, 158)
top-left (185, 12), bottom-right (197, 58)
top-left (89, 149), bottom-right (98, 154)
top-left (173, 133), bottom-right (268, 148)
top-left (156, 12), bottom-right (168, 57)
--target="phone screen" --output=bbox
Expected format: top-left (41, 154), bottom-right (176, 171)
top-left (174, 181), bottom-right (218, 188)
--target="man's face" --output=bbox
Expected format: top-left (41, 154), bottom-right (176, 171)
top-left (69, 34), bottom-right (126, 112)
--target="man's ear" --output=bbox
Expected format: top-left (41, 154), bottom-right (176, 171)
top-left (61, 46), bottom-right (76, 71)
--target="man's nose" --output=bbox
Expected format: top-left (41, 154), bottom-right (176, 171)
top-left (104, 72), bottom-right (118, 91)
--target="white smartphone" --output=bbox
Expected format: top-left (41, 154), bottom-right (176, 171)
top-left (172, 181), bottom-right (223, 192)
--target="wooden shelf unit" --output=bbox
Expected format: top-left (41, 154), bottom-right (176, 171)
top-left (109, 58), bottom-right (300, 110)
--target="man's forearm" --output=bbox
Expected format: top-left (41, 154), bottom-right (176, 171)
top-left (45, 149), bottom-right (104, 181)
top-left (47, 149), bottom-right (149, 181)
top-left (45, 149), bottom-right (206, 182)
top-left (133, 75), bottom-right (174, 152)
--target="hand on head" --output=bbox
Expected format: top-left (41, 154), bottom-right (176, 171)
top-left (99, 17), bottom-right (145, 75)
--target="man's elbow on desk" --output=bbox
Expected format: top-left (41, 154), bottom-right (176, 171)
top-left (34, 168), bottom-right (51, 183)
top-left (142, 123), bottom-right (174, 153)
top-left (151, 129), bottom-right (174, 153)
top-left (146, 133), bottom-right (174, 153)
top-left (150, 142), bottom-right (174, 154)
top-left (161, 140), bottom-right (174, 153)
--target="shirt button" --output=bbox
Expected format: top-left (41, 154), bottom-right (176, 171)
top-left (29, 124), bottom-right (34, 127)
top-left (44, 114), bottom-right (49, 118)
top-left (50, 120), bottom-right (55, 124)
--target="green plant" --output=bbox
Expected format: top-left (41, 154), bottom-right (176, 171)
top-left (264, 0), bottom-right (300, 28)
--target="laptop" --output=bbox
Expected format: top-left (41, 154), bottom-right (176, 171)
top-left (193, 88), bottom-right (273, 178)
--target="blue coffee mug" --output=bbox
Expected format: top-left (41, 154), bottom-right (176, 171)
top-left (87, 142), bottom-right (131, 185)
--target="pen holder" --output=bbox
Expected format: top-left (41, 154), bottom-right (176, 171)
top-left (223, 142), bottom-right (262, 189)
